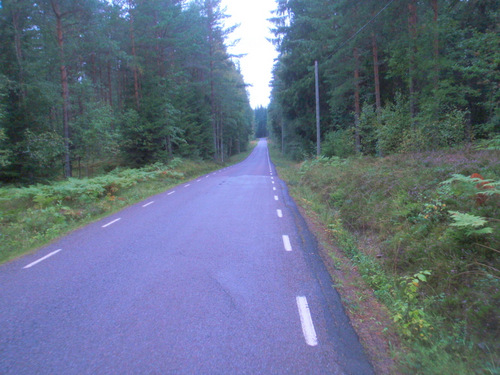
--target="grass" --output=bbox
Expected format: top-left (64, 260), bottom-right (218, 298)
top-left (269, 145), bottom-right (500, 374)
top-left (0, 143), bottom-right (257, 264)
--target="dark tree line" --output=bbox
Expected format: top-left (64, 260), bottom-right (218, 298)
top-left (0, 0), bottom-right (253, 182)
top-left (268, 0), bottom-right (499, 159)
top-left (254, 106), bottom-right (268, 138)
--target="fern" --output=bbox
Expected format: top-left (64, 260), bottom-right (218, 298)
top-left (440, 173), bottom-right (493, 185)
top-left (448, 211), bottom-right (493, 236)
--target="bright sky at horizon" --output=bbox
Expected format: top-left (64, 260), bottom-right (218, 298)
top-left (221, 0), bottom-right (279, 109)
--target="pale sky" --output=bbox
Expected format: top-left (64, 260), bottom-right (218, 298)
top-left (221, 0), bottom-right (278, 109)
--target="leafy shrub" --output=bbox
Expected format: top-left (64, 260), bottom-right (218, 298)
top-left (358, 104), bottom-right (380, 155)
top-left (0, 128), bottom-right (10, 167)
top-left (321, 129), bottom-right (356, 158)
top-left (376, 93), bottom-right (411, 155)
top-left (392, 271), bottom-right (433, 341)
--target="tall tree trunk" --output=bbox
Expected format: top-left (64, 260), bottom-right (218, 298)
top-left (207, 2), bottom-right (218, 161)
top-left (371, 31), bottom-right (381, 114)
top-left (431, 0), bottom-right (439, 86)
top-left (128, 0), bottom-right (140, 110)
top-left (51, 0), bottom-right (72, 178)
top-left (408, 0), bottom-right (418, 121)
top-left (90, 52), bottom-right (97, 88)
top-left (220, 119), bottom-right (224, 163)
top-left (153, 10), bottom-right (164, 77)
top-left (11, 5), bottom-right (25, 101)
top-left (353, 47), bottom-right (361, 154)
top-left (107, 60), bottom-right (113, 109)
top-left (281, 118), bottom-right (284, 154)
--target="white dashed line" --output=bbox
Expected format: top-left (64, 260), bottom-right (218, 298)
top-left (102, 218), bottom-right (121, 228)
top-left (273, 187), bottom-right (276, 191)
top-left (282, 235), bottom-right (292, 251)
top-left (277, 209), bottom-right (283, 218)
top-left (296, 296), bottom-right (318, 346)
top-left (142, 201), bottom-right (154, 207)
top-left (272, 181), bottom-right (275, 184)
top-left (184, 184), bottom-right (191, 188)
top-left (271, 177), bottom-right (274, 180)
top-left (167, 191), bottom-right (176, 195)
top-left (197, 179), bottom-right (202, 182)
top-left (274, 195), bottom-right (278, 201)
top-left (23, 249), bottom-right (62, 269)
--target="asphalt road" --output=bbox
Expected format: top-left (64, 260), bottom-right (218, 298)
top-left (0, 139), bottom-right (373, 374)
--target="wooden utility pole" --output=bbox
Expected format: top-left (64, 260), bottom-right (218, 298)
top-left (128, 0), bottom-right (140, 111)
top-left (408, 0), bottom-right (418, 120)
top-left (372, 31), bottom-right (381, 113)
top-left (353, 47), bottom-right (361, 154)
top-left (315, 60), bottom-right (320, 157)
top-left (51, 0), bottom-right (71, 178)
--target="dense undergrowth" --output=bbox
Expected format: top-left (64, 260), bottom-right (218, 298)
top-left (271, 146), bottom-right (499, 374)
top-left (0, 147), bottom-right (254, 264)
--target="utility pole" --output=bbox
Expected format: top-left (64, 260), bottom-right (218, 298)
top-left (315, 60), bottom-right (321, 156)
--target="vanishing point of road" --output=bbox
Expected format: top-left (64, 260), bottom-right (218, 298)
top-left (0, 139), bottom-right (373, 374)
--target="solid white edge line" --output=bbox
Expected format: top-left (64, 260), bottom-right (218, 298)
top-left (167, 191), bottom-right (176, 195)
top-left (282, 235), bottom-right (292, 251)
top-left (296, 296), bottom-right (319, 346)
top-left (277, 209), bottom-right (283, 218)
top-left (142, 201), bottom-right (154, 207)
top-left (102, 218), bottom-right (121, 228)
top-left (23, 249), bottom-right (62, 269)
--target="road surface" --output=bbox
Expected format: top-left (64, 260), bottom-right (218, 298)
top-left (0, 140), bottom-right (373, 374)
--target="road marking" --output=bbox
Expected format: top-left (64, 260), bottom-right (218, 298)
top-left (197, 179), bottom-right (202, 182)
top-left (23, 249), bottom-right (62, 269)
top-left (167, 191), bottom-right (176, 195)
top-left (282, 235), bottom-right (292, 251)
top-left (102, 218), bottom-right (121, 228)
top-left (184, 184), bottom-right (191, 188)
top-left (296, 296), bottom-right (318, 346)
top-left (277, 209), bottom-right (283, 218)
top-left (272, 181), bottom-right (275, 184)
top-left (142, 201), bottom-right (154, 207)
top-left (274, 195), bottom-right (278, 201)
top-left (271, 177), bottom-right (274, 180)
top-left (273, 187), bottom-right (276, 191)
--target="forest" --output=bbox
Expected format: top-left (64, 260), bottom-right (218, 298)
top-left (268, 0), bottom-right (499, 159)
top-left (0, 0), bottom-right (253, 184)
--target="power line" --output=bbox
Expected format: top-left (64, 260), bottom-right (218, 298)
top-left (326, 0), bottom-right (396, 60)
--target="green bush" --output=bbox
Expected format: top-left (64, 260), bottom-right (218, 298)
top-left (322, 129), bottom-right (356, 158)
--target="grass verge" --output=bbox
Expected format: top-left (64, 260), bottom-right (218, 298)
top-left (270, 145), bottom-right (499, 374)
top-left (0, 143), bottom-right (257, 264)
